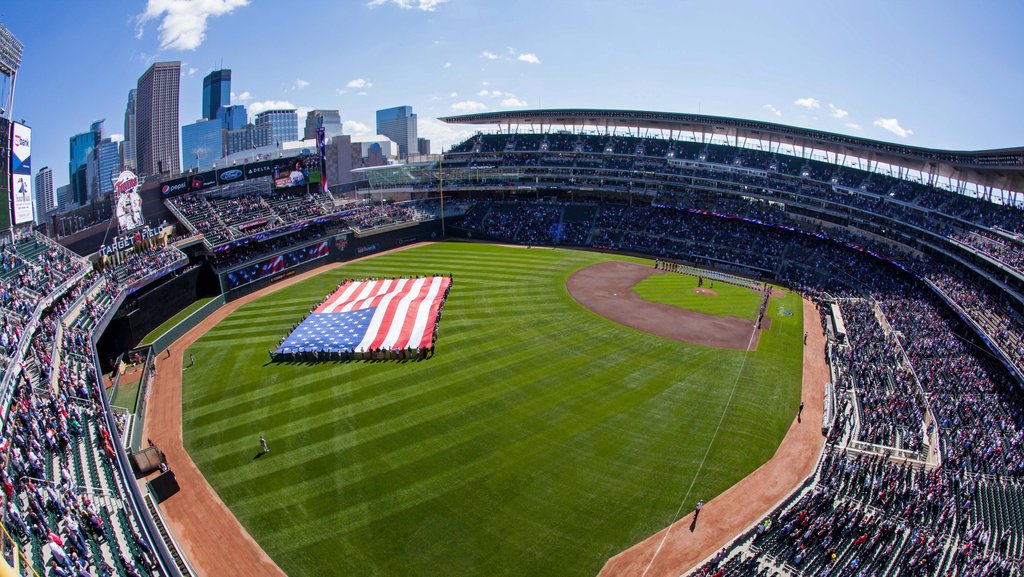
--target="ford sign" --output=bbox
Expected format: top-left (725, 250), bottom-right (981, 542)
top-left (219, 168), bottom-right (243, 182)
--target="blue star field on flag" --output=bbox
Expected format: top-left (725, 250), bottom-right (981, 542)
top-left (277, 307), bottom-right (376, 353)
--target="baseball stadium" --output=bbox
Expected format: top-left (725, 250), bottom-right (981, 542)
top-left (0, 102), bottom-right (1022, 577)
top-left (1, 15), bottom-right (1024, 575)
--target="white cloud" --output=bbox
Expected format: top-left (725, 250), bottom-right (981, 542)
top-left (500, 96), bottom-right (528, 107)
top-left (187, 66), bottom-right (198, 77)
top-left (366, 0), bottom-right (448, 11)
top-left (109, 134), bottom-right (125, 142)
top-left (293, 79), bottom-right (310, 90)
top-left (449, 91), bottom-right (459, 98)
top-left (444, 62), bottom-right (453, 69)
top-left (481, 81), bottom-right (489, 86)
top-left (346, 78), bottom-right (372, 89)
top-left (234, 90), bottom-right (252, 102)
top-left (247, 100), bottom-right (295, 116)
top-left (481, 51), bottom-right (499, 60)
top-left (418, 117), bottom-right (474, 151)
top-left (828, 103), bottom-right (848, 119)
top-left (343, 120), bottom-right (373, 136)
top-left (335, 89), bottom-right (348, 95)
top-left (794, 97), bottom-right (820, 109)
top-left (451, 100), bottom-right (488, 112)
top-left (845, 122), bottom-right (862, 130)
top-left (357, 91), bottom-right (368, 96)
top-left (763, 104), bottom-right (782, 117)
top-left (517, 53), bottom-right (541, 64)
top-left (137, 0), bottom-right (250, 51)
top-left (478, 89), bottom-right (503, 98)
top-left (873, 118), bottom-right (914, 138)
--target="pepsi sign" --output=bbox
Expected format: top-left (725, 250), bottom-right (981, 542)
top-left (161, 177), bottom-right (188, 198)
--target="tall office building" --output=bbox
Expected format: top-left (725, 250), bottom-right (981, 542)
top-left (135, 61), bottom-right (181, 177)
top-left (304, 110), bottom-right (343, 140)
top-left (324, 135), bottom-right (355, 186)
top-left (254, 109), bottom-right (298, 145)
top-left (417, 137), bottom-right (431, 155)
top-left (68, 119), bottom-right (102, 207)
top-left (375, 105), bottom-right (417, 158)
top-left (203, 69), bottom-right (231, 121)
top-left (94, 137), bottom-right (122, 195)
top-left (34, 166), bottom-right (54, 224)
top-left (226, 122), bottom-right (272, 155)
top-left (182, 119), bottom-right (226, 171)
top-left (220, 104), bottom-right (247, 131)
top-left (122, 89), bottom-right (137, 171)
top-left (55, 184), bottom-right (71, 213)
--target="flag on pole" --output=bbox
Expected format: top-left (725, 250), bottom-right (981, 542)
top-left (275, 276), bottom-right (451, 353)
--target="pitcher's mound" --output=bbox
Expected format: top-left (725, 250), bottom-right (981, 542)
top-left (693, 288), bottom-right (718, 296)
top-left (567, 261), bottom-right (761, 351)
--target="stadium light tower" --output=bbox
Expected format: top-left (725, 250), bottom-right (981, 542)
top-left (0, 22), bottom-right (24, 120)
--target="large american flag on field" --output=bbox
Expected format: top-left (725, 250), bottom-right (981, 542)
top-left (275, 276), bottom-right (451, 354)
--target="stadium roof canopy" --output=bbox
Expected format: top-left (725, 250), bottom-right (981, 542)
top-left (440, 109), bottom-right (1024, 197)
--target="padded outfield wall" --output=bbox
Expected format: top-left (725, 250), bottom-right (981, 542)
top-left (221, 220), bottom-right (444, 302)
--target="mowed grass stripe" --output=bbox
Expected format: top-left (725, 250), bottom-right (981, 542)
top-left (181, 243), bottom-right (801, 577)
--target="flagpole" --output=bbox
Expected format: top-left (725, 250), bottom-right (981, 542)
top-left (439, 149), bottom-right (445, 238)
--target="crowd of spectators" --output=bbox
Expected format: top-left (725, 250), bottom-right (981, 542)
top-left (838, 299), bottom-right (926, 454)
top-left (167, 187), bottom-right (336, 249)
top-left (448, 132), bottom-right (1024, 234)
top-left (342, 202), bottom-right (424, 231)
top-left (0, 234), bottom-right (161, 575)
top-left (951, 230), bottom-right (1024, 273)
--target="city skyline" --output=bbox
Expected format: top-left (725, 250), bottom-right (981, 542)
top-left (3, 0), bottom-right (1024, 190)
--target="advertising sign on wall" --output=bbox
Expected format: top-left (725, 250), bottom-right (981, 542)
top-left (160, 177), bottom-right (189, 198)
top-left (10, 122), bottom-right (33, 225)
top-left (188, 170), bottom-right (218, 192)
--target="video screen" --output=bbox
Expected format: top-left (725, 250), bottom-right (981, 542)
top-left (271, 154), bottom-right (322, 190)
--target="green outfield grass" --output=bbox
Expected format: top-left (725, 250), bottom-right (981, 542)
top-left (138, 297), bottom-right (215, 346)
top-left (631, 273), bottom-right (766, 321)
top-left (181, 243), bottom-right (803, 577)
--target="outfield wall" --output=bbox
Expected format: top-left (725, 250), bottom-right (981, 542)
top-left (221, 220), bottom-right (444, 302)
top-left (97, 267), bottom-right (204, 369)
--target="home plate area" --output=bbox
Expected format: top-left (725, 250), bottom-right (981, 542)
top-left (271, 275), bottom-right (452, 362)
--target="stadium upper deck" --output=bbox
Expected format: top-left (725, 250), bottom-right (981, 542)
top-left (440, 109), bottom-right (1024, 202)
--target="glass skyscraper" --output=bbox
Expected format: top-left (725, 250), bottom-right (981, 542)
top-left (376, 105), bottom-right (418, 158)
top-left (254, 109), bottom-right (298, 145)
top-left (68, 120), bottom-right (102, 207)
top-left (94, 138), bottom-right (122, 195)
top-left (182, 119), bottom-right (226, 171)
top-left (203, 69), bottom-right (231, 121)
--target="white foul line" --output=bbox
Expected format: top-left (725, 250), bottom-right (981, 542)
top-left (638, 321), bottom-right (761, 577)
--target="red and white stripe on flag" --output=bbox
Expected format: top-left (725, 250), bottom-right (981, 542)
top-left (315, 277), bottom-right (451, 349)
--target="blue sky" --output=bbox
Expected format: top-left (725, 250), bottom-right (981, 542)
top-left (3, 0), bottom-right (1023, 189)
